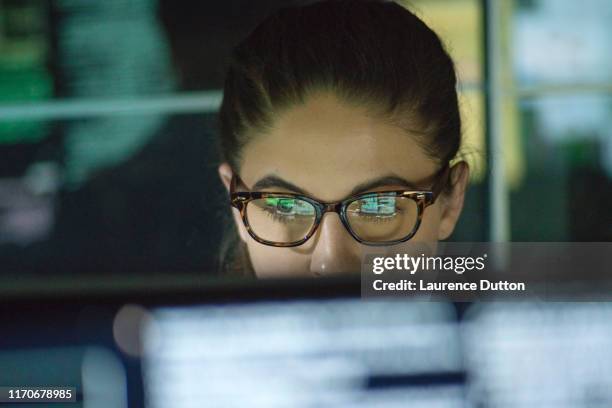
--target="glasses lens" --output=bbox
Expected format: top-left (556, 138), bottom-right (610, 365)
top-left (346, 194), bottom-right (419, 242)
top-left (246, 197), bottom-right (317, 244)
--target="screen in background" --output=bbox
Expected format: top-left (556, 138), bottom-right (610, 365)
top-left (142, 300), bottom-right (464, 408)
top-left (464, 303), bottom-right (612, 407)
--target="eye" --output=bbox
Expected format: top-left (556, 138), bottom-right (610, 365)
top-left (273, 198), bottom-right (294, 213)
top-left (261, 197), bottom-right (315, 223)
top-left (359, 196), bottom-right (396, 215)
top-left (350, 196), bottom-right (397, 217)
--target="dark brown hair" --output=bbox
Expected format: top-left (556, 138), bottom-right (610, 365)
top-left (218, 0), bottom-right (462, 274)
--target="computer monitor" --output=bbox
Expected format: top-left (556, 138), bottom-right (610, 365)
top-left (2, 278), bottom-right (612, 407)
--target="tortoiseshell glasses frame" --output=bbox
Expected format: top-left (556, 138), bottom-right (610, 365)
top-left (229, 164), bottom-right (450, 247)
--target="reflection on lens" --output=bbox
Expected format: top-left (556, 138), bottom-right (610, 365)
top-left (346, 194), bottom-right (418, 242)
top-left (246, 197), bottom-right (317, 244)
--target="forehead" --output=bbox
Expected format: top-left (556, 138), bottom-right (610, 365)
top-left (239, 93), bottom-right (437, 201)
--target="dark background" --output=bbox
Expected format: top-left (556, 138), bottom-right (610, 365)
top-left (0, 0), bottom-right (610, 288)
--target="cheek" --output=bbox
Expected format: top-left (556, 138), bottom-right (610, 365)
top-left (246, 241), bottom-right (312, 278)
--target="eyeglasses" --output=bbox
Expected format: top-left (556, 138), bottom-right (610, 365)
top-left (229, 165), bottom-right (450, 247)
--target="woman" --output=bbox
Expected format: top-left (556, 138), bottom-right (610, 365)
top-left (217, 0), bottom-right (470, 277)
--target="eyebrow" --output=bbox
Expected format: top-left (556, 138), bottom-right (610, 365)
top-left (251, 175), bottom-right (309, 195)
top-left (349, 176), bottom-right (419, 196)
top-left (251, 174), bottom-right (421, 200)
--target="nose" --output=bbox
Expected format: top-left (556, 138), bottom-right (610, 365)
top-left (309, 213), bottom-right (361, 277)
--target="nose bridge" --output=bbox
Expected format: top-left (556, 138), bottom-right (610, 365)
top-left (316, 201), bottom-right (348, 241)
top-left (321, 201), bottom-right (343, 215)
top-left (309, 209), bottom-right (360, 276)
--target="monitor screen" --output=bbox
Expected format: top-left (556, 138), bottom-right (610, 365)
top-left (142, 300), bottom-right (465, 408)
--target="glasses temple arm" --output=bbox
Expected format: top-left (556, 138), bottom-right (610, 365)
top-left (430, 164), bottom-right (451, 202)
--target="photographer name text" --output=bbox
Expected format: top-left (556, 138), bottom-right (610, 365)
top-left (373, 279), bottom-right (525, 292)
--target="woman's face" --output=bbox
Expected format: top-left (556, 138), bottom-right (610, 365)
top-left (219, 92), bottom-right (469, 278)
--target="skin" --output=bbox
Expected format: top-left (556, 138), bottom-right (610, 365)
top-left (219, 92), bottom-right (470, 278)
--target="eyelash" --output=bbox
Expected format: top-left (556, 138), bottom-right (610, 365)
top-left (353, 207), bottom-right (404, 222)
top-left (263, 208), bottom-right (295, 224)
